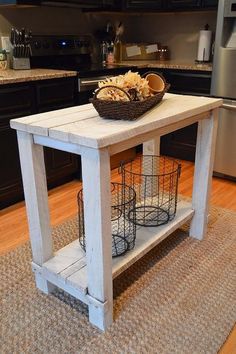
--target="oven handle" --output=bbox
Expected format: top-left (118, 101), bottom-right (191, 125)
top-left (222, 103), bottom-right (236, 111)
top-left (78, 76), bottom-right (113, 92)
top-left (80, 79), bottom-right (104, 85)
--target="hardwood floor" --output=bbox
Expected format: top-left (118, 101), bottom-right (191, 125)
top-left (0, 159), bottom-right (235, 353)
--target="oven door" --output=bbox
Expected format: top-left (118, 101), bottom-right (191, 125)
top-left (77, 75), bottom-right (113, 105)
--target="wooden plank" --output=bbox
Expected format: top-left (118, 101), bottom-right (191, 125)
top-left (32, 262), bottom-right (89, 302)
top-left (39, 200), bottom-right (193, 295)
top-left (112, 200), bottom-right (194, 278)
top-left (48, 94), bottom-right (222, 149)
top-left (43, 239), bottom-right (85, 274)
top-left (17, 131), bottom-right (54, 294)
top-left (34, 135), bottom-right (84, 155)
top-left (10, 103), bottom-right (95, 132)
top-left (190, 109), bottom-right (219, 240)
top-left (24, 108), bottom-right (99, 137)
top-left (81, 147), bottom-right (113, 331)
top-left (66, 265), bottom-right (88, 293)
top-left (109, 112), bottom-right (210, 155)
top-left (60, 258), bottom-right (86, 279)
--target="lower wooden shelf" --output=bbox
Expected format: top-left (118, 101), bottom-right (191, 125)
top-left (33, 200), bottom-right (194, 303)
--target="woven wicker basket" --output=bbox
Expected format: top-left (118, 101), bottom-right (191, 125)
top-left (90, 74), bottom-right (170, 121)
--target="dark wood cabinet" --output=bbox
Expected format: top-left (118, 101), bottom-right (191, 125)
top-left (125, 0), bottom-right (162, 10)
top-left (159, 69), bottom-right (212, 162)
top-left (0, 84), bottom-right (35, 209)
top-left (167, 0), bottom-right (201, 9)
top-left (0, 0), bottom-right (40, 5)
top-left (202, 0), bottom-right (218, 7)
top-left (36, 77), bottom-right (76, 112)
top-left (0, 77), bottom-right (78, 209)
top-left (35, 78), bottom-right (78, 189)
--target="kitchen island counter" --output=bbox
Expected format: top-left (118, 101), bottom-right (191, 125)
top-left (11, 93), bottom-right (222, 332)
top-left (0, 68), bottom-right (77, 85)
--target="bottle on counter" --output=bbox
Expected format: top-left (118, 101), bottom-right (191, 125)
top-left (114, 36), bottom-right (122, 63)
top-left (106, 42), bottom-right (115, 64)
top-left (101, 41), bottom-right (107, 66)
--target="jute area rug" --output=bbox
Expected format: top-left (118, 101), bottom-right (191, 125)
top-left (1, 206), bottom-right (236, 354)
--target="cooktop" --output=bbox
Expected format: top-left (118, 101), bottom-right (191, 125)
top-left (30, 34), bottom-right (137, 77)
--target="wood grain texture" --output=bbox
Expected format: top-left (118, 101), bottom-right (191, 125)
top-left (11, 94), bottom-right (222, 149)
top-left (81, 147), bottom-right (113, 330)
top-left (190, 111), bottom-right (218, 240)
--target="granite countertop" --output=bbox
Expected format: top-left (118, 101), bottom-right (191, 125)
top-left (0, 68), bottom-right (77, 85)
top-left (0, 61), bottom-right (212, 86)
top-left (117, 60), bottom-right (212, 72)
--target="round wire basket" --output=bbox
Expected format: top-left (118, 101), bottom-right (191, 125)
top-left (77, 182), bottom-right (136, 257)
top-left (121, 155), bottom-right (181, 227)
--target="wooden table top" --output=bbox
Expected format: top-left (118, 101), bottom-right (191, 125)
top-left (10, 93), bottom-right (222, 149)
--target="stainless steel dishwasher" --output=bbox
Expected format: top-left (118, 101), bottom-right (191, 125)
top-left (211, 0), bottom-right (236, 180)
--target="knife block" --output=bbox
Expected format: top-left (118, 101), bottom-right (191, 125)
top-left (12, 57), bottom-right (30, 70)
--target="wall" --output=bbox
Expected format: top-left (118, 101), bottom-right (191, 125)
top-left (0, 6), bottom-right (217, 62)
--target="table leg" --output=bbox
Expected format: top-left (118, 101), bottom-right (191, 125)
top-left (190, 109), bottom-right (219, 240)
top-left (143, 137), bottom-right (160, 156)
top-left (81, 147), bottom-right (113, 331)
top-left (142, 137), bottom-right (160, 197)
top-left (17, 131), bottom-right (54, 293)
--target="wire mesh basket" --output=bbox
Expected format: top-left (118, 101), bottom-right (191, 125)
top-left (121, 155), bottom-right (181, 227)
top-left (77, 182), bottom-right (136, 258)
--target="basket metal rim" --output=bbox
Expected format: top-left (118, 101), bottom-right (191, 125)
top-left (121, 155), bottom-right (181, 177)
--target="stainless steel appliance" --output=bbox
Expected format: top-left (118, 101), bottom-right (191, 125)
top-left (211, 0), bottom-right (236, 179)
top-left (30, 34), bottom-right (136, 105)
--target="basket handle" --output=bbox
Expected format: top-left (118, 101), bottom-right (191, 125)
top-left (93, 85), bottom-right (132, 101)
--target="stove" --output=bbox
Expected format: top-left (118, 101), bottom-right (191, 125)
top-left (30, 35), bottom-right (136, 104)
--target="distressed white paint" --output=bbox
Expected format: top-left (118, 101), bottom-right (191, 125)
top-left (81, 147), bottom-right (113, 330)
top-left (17, 131), bottom-right (54, 293)
top-left (190, 109), bottom-right (219, 240)
top-left (12, 94), bottom-right (222, 332)
top-left (11, 94), bottom-right (222, 149)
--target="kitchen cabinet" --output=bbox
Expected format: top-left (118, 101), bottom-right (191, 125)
top-left (0, 0), bottom-right (40, 5)
top-left (121, 0), bottom-right (217, 11)
top-left (202, 0), bottom-right (218, 8)
top-left (39, 0), bottom-right (114, 8)
top-left (0, 84), bottom-right (35, 209)
top-left (167, 0), bottom-right (201, 9)
top-left (160, 69), bottom-right (212, 161)
top-left (0, 77), bottom-right (78, 209)
top-left (36, 78), bottom-right (78, 188)
top-left (124, 0), bottom-right (163, 10)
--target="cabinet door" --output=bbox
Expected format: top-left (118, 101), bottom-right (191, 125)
top-left (202, 0), bottom-right (218, 7)
top-left (161, 123), bottom-right (198, 162)
top-left (159, 70), bottom-right (211, 161)
top-left (0, 84), bottom-right (34, 209)
top-left (39, 0), bottom-right (113, 7)
top-left (35, 77), bottom-right (78, 187)
top-left (167, 0), bottom-right (201, 9)
top-left (167, 71), bottom-right (211, 95)
top-left (36, 77), bottom-right (76, 112)
top-left (125, 0), bottom-right (162, 10)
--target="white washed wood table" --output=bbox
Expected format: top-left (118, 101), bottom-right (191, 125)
top-left (10, 93), bottom-right (222, 331)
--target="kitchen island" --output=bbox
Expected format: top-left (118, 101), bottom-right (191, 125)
top-left (10, 93), bottom-right (222, 331)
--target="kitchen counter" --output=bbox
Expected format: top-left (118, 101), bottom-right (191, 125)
top-left (117, 60), bottom-right (212, 71)
top-left (0, 61), bottom-right (211, 86)
top-left (0, 68), bottom-right (77, 85)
